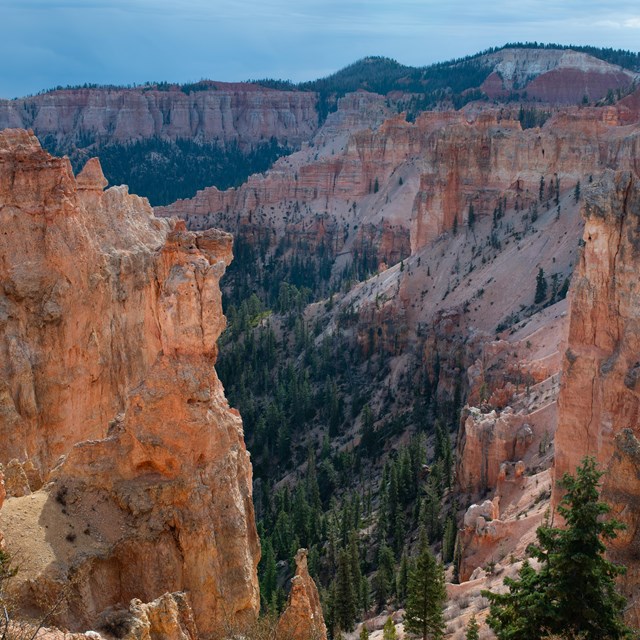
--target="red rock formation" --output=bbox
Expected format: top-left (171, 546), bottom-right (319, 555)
top-left (457, 407), bottom-right (532, 499)
top-left (555, 170), bottom-right (640, 623)
top-left (0, 129), bottom-right (260, 637)
top-left (118, 592), bottom-right (198, 640)
top-left (160, 101), bottom-right (640, 270)
top-left (277, 549), bottom-right (327, 640)
top-left (481, 48), bottom-right (638, 104)
top-left (0, 86), bottom-right (318, 150)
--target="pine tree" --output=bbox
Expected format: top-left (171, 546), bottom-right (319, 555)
top-left (374, 542), bottom-right (396, 607)
top-left (396, 550), bottom-right (410, 602)
top-left (442, 515), bottom-right (457, 563)
top-left (335, 549), bottom-right (357, 632)
top-left (452, 533), bottom-right (462, 584)
top-left (468, 203), bottom-right (475, 229)
top-left (405, 531), bottom-right (446, 640)
top-left (360, 404), bottom-right (376, 456)
top-left (483, 457), bottom-right (631, 640)
top-left (259, 538), bottom-right (278, 610)
top-left (534, 267), bottom-right (547, 304)
top-left (382, 617), bottom-right (398, 640)
top-left (359, 625), bottom-right (370, 640)
top-left (574, 180), bottom-right (581, 202)
top-left (465, 615), bottom-right (480, 640)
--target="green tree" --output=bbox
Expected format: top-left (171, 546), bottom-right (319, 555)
top-left (468, 203), bottom-right (475, 229)
top-left (404, 531), bottom-right (446, 640)
top-left (483, 457), bottom-right (631, 640)
top-left (535, 267), bottom-right (548, 304)
top-left (574, 180), bottom-right (581, 203)
top-left (465, 615), bottom-right (480, 640)
top-left (259, 538), bottom-right (278, 610)
top-left (335, 549), bottom-right (357, 632)
top-left (382, 617), bottom-right (398, 640)
top-left (359, 625), bottom-right (370, 640)
top-left (373, 542), bottom-right (396, 606)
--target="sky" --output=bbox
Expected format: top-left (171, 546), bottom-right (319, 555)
top-left (2, 0), bottom-right (640, 99)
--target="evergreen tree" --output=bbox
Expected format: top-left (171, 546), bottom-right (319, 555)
top-left (442, 515), bottom-right (457, 564)
top-left (374, 542), bottom-right (396, 607)
top-left (465, 615), bottom-right (480, 640)
top-left (405, 531), bottom-right (446, 640)
top-left (396, 550), bottom-right (410, 602)
top-left (534, 267), bottom-right (547, 304)
top-left (382, 617), bottom-right (398, 640)
top-left (468, 203), bottom-right (475, 229)
top-left (259, 538), bottom-right (278, 610)
top-left (335, 549), bottom-right (357, 632)
top-left (574, 180), bottom-right (581, 203)
top-left (452, 534), bottom-right (462, 584)
top-left (359, 625), bottom-right (370, 640)
top-left (360, 404), bottom-right (376, 456)
top-left (483, 457), bottom-right (631, 640)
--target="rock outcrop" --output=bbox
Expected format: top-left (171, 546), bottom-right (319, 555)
top-left (277, 549), bottom-right (327, 640)
top-left (0, 129), bottom-right (260, 637)
top-left (114, 592), bottom-right (198, 640)
top-left (481, 48), bottom-right (638, 104)
top-left (0, 86), bottom-right (319, 150)
top-left (555, 170), bottom-right (640, 623)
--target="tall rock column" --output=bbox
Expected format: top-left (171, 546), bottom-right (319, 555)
top-left (555, 170), bottom-right (640, 624)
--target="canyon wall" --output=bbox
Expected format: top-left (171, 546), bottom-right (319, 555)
top-left (159, 102), bottom-right (640, 269)
top-left (555, 170), bottom-right (640, 624)
top-left (0, 129), bottom-right (260, 636)
top-left (0, 85), bottom-right (319, 149)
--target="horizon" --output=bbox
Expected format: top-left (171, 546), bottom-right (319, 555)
top-left (10, 43), bottom-right (640, 96)
top-left (3, 0), bottom-right (640, 99)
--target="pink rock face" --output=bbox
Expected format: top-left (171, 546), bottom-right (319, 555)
top-left (0, 86), bottom-right (319, 150)
top-left (0, 129), bottom-right (260, 637)
top-left (159, 100), bottom-right (640, 270)
top-left (555, 171), bottom-right (640, 623)
top-left (277, 549), bottom-right (327, 640)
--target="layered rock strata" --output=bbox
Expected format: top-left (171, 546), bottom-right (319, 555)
top-left (160, 102), bottom-right (640, 270)
top-left (0, 86), bottom-right (319, 150)
top-left (0, 129), bottom-right (260, 636)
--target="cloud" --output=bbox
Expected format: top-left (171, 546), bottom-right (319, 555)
top-left (1, 0), bottom-right (639, 98)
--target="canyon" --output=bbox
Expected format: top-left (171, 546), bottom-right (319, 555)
top-left (1, 44), bottom-right (640, 640)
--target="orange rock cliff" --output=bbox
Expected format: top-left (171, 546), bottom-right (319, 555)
top-left (0, 129), bottom-right (260, 637)
top-left (555, 170), bottom-right (640, 624)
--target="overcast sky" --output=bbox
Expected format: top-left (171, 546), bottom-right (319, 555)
top-left (2, 0), bottom-right (640, 98)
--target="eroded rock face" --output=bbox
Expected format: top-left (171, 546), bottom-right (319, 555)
top-left (0, 86), bottom-right (319, 150)
top-left (159, 100), bottom-right (640, 273)
top-left (555, 170), bottom-right (640, 623)
top-left (0, 129), bottom-right (260, 637)
top-left (118, 592), bottom-right (198, 640)
top-left (277, 549), bottom-right (327, 640)
top-left (456, 407), bottom-right (532, 499)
